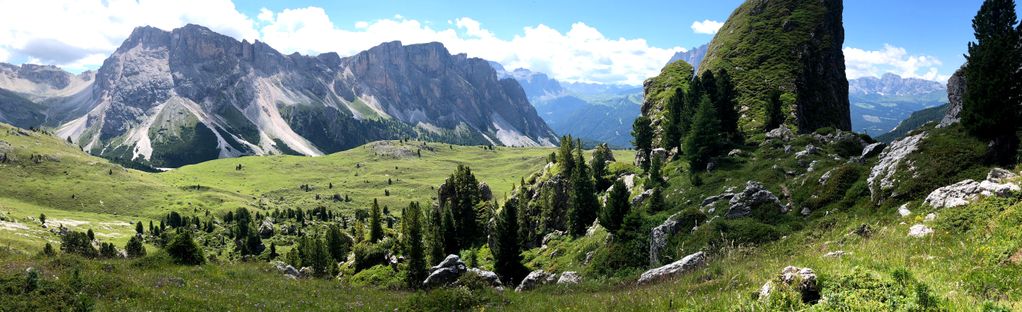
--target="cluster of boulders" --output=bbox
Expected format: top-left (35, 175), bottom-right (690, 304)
top-left (271, 261), bottom-right (303, 279)
top-left (759, 266), bottom-right (820, 304)
top-left (923, 168), bottom-right (1020, 209)
top-left (514, 270), bottom-right (581, 291)
top-left (726, 181), bottom-right (787, 218)
top-left (637, 251), bottom-right (705, 285)
top-left (423, 254), bottom-right (470, 288)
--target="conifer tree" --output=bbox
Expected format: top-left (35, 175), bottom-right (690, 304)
top-left (764, 90), bottom-right (785, 131)
top-left (166, 231), bottom-right (204, 265)
top-left (491, 200), bottom-right (526, 285)
top-left (591, 143), bottom-right (613, 191)
top-left (961, 0), bottom-right (1021, 163)
top-left (369, 199), bottom-right (384, 242)
top-left (684, 95), bottom-right (724, 175)
top-left (326, 225), bottom-right (352, 262)
top-left (567, 148), bottom-right (598, 237)
top-left (632, 116), bottom-right (654, 170)
top-left (600, 179), bottom-right (630, 233)
top-left (269, 243), bottom-right (279, 259)
top-left (556, 135), bottom-right (577, 177)
top-left (426, 204), bottom-right (445, 265)
top-left (646, 187), bottom-right (666, 213)
top-left (681, 75), bottom-right (704, 139)
top-left (648, 154), bottom-right (664, 188)
top-left (663, 87), bottom-right (686, 151)
top-left (715, 69), bottom-right (741, 142)
top-left (125, 235), bottom-right (146, 258)
top-left (135, 222), bottom-right (144, 235)
top-left (404, 202), bottom-right (427, 288)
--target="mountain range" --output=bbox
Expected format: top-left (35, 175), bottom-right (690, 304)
top-left (848, 73), bottom-right (948, 136)
top-left (0, 25), bottom-right (557, 167)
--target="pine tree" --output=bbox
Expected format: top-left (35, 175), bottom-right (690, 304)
top-left (764, 90), bottom-right (785, 131)
top-left (491, 200), bottom-right (526, 285)
top-left (403, 202), bottom-right (427, 288)
top-left (567, 148), bottom-right (598, 237)
top-left (715, 69), bottom-right (741, 142)
top-left (591, 143), bottom-right (613, 191)
top-left (369, 199), bottom-right (384, 242)
top-left (632, 116), bottom-right (654, 170)
top-left (684, 95), bottom-right (724, 174)
top-left (426, 204), bottom-right (445, 265)
top-left (86, 229), bottom-right (95, 241)
top-left (166, 231), bottom-right (204, 265)
top-left (962, 0), bottom-right (1021, 164)
top-left (556, 136), bottom-right (577, 177)
top-left (326, 225), bottom-right (352, 262)
top-left (600, 179), bottom-right (631, 233)
top-left (135, 222), bottom-right (144, 235)
top-left (663, 87), bottom-right (686, 151)
top-left (683, 76), bottom-right (704, 138)
top-left (648, 154), bottom-right (664, 188)
top-left (125, 235), bottom-right (146, 258)
top-left (647, 187), bottom-right (666, 213)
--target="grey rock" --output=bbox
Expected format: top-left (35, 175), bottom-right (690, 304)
top-left (650, 212), bottom-right (684, 266)
top-left (924, 170), bottom-right (1020, 209)
top-left (760, 266), bottom-right (819, 303)
top-left (557, 271), bottom-right (581, 285)
top-left (860, 142), bottom-right (886, 159)
top-left (631, 189), bottom-right (655, 207)
top-left (897, 203), bottom-right (912, 217)
top-left (272, 261), bottom-right (300, 278)
top-left (258, 219), bottom-right (274, 238)
top-left (766, 127), bottom-right (795, 141)
top-left (986, 168), bottom-right (1018, 184)
top-left (424, 254), bottom-right (468, 288)
top-left (795, 144), bottom-right (819, 161)
top-left (299, 267), bottom-right (314, 277)
top-left (908, 224), bottom-right (933, 238)
top-left (868, 132), bottom-right (927, 202)
top-left (938, 65), bottom-right (966, 128)
top-left (466, 268), bottom-right (503, 287)
top-left (728, 149), bottom-right (744, 157)
top-left (638, 251), bottom-right (706, 285)
top-left (726, 181), bottom-right (785, 219)
top-left (516, 270), bottom-right (558, 291)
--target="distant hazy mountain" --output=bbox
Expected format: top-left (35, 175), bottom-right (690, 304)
top-left (492, 64), bottom-right (641, 148)
top-left (667, 44), bottom-right (708, 73)
top-left (848, 73), bottom-right (948, 136)
top-left (0, 25), bottom-right (557, 167)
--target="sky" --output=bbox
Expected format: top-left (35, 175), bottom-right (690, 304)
top-left (0, 0), bottom-right (1014, 85)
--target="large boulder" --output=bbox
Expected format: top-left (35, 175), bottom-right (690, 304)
top-left (271, 261), bottom-right (300, 278)
top-left (631, 188), bottom-right (655, 207)
top-left (516, 270), bottom-right (559, 292)
top-left (726, 181), bottom-right (786, 218)
top-left (860, 142), bottom-right (886, 159)
top-left (557, 271), bottom-right (582, 285)
top-left (923, 169), bottom-right (1020, 209)
top-left (868, 132), bottom-right (927, 202)
top-left (650, 212), bottom-right (686, 266)
top-left (638, 251), bottom-right (706, 285)
top-left (466, 268), bottom-right (503, 287)
top-left (908, 224), bottom-right (933, 238)
top-left (258, 219), bottom-right (275, 238)
top-left (423, 254), bottom-right (468, 288)
top-left (759, 266), bottom-right (820, 304)
top-left (766, 127), bottom-right (795, 142)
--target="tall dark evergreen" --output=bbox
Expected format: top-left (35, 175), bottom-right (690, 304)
top-left (682, 75), bottom-right (704, 139)
top-left (599, 179), bottom-right (631, 233)
top-left (961, 0), bottom-right (1021, 164)
top-left (764, 90), bottom-right (786, 131)
top-left (326, 225), bottom-right (352, 262)
top-left (684, 95), bottom-right (724, 175)
top-left (514, 180), bottom-right (537, 248)
top-left (567, 148), bottom-right (598, 237)
top-left (663, 87), bottom-right (686, 151)
top-left (125, 235), bottom-right (146, 258)
top-left (403, 202), bottom-right (427, 288)
top-left (491, 200), bottom-right (527, 285)
top-left (556, 136), bottom-right (577, 177)
top-left (166, 231), bottom-right (204, 265)
top-left (648, 154), bottom-right (664, 188)
top-left (590, 143), bottom-right (613, 191)
top-left (369, 199), bottom-right (384, 242)
top-left (426, 203), bottom-right (445, 265)
top-left (632, 116), bottom-right (654, 170)
top-left (715, 69), bottom-right (741, 142)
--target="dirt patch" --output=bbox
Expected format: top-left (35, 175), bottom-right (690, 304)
top-left (0, 221), bottom-right (28, 231)
top-left (49, 218), bottom-right (90, 227)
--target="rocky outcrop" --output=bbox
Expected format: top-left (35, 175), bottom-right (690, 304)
top-left (423, 254), bottom-right (468, 288)
top-left (759, 266), bottom-right (820, 304)
top-left (923, 169), bottom-right (1020, 209)
top-left (938, 65), bottom-right (966, 128)
top-left (700, 0), bottom-right (850, 133)
top-left (557, 271), bottom-right (582, 285)
top-left (638, 251), bottom-right (706, 285)
top-left (516, 270), bottom-right (559, 291)
top-left (726, 181), bottom-right (786, 218)
top-left (860, 142), bottom-right (886, 159)
top-left (271, 261), bottom-right (300, 278)
top-left (649, 212), bottom-right (685, 266)
top-left (258, 220), bottom-right (274, 238)
top-left (466, 268), bottom-right (503, 287)
top-left (868, 132), bottom-right (927, 202)
top-left (908, 224), bottom-right (933, 238)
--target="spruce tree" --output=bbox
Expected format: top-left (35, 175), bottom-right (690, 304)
top-left (269, 243), bottom-right (279, 259)
top-left (764, 90), bottom-right (785, 131)
top-left (166, 231), bottom-right (204, 265)
top-left (567, 149), bottom-right (598, 237)
top-left (647, 187), bottom-right (666, 213)
top-left (591, 143), bottom-right (613, 191)
top-left (962, 0), bottom-right (1021, 164)
top-left (426, 204), bottom-right (445, 265)
top-left (125, 235), bottom-right (146, 258)
top-left (556, 136), bottom-right (577, 177)
top-left (684, 95), bottom-right (724, 174)
top-left (135, 222), bottom-right (144, 235)
top-left (326, 225), bottom-right (352, 262)
top-left (600, 179), bottom-right (631, 233)
top-left (631, 116), bottom-right (654, 170)
top-left (369, 199), bottom-right (384, 242)
top-left (491, 200), bottom-right (526, 285)
top-left (663, 87), bottom-right (686, 151)
top-left (648, 154), bottom-right (664, 188)
top-left (715, 69), bottom-right (741, 142)
top-left (404, 202), bottom-right (427, 288)
top-left (681, 75), bottom-right (704, 139)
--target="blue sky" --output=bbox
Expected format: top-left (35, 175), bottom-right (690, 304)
top-left (1, 0), bottom-right (1017, 85)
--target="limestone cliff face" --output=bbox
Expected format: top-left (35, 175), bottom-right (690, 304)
top-left (699, 0), bottom-right (851, 133)
top-left (1, 24), bottom-right (557, 167)
top-left (939, 65), bottom-right (967, 128)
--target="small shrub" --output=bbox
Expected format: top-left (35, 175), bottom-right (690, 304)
top-left (60, 231), bottom-right (97, 258)
top-left (352, 241), bottom-right (388, 272)
top-left (165, 231), bottom-right (205, 265)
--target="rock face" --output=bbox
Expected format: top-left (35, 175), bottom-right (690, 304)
top-left (649, 212), bottom-right (685, 266)
top-left (3, 24), bottom-right (557, 167)
top-left (423, 254), bottom-right (468, 288)
top-left (726, 181), bottom-right (785, 218)
top-left (939, 65), bottom-right (966, 128)
top-left (860, 142), bottom-right (886, 159)
top-left (700, 0), bottom-right (851, 133)
top-left (516, 270), bottom-right (559, 291)
top-left (638, 251), bottom-right (706, 285)
top-left (759, 266), bottom-right (820, 304)
top-left (868, 132), bottom-right (927, 202)
top-left (923, 169), bottom-right (1020, 209)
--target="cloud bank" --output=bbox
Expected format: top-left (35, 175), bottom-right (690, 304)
top-left (844, 44), bottom-right (948, 82)
top-left (691, 20), bottom-right (724, 35)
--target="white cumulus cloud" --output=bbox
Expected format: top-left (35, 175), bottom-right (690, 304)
top-left (691, 20), bottom-right (724, 35)
top-left (0, 0), bottom-right (258, 72)
top-left (844, 44), bottom-right (948, 82)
